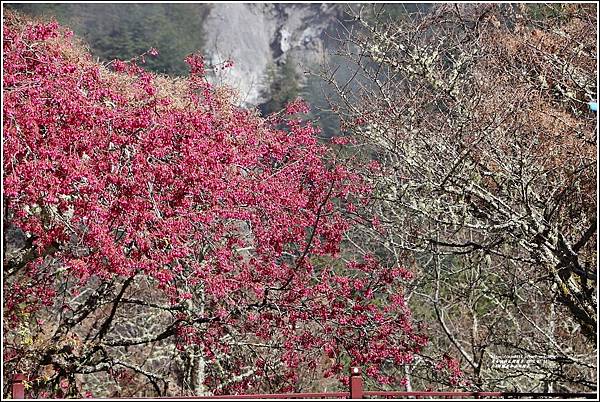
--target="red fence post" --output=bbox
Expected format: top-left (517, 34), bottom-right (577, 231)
top-left (12, 373), bottom-right (26, 399)
top-left (349, 367), bottom-right (363, 399)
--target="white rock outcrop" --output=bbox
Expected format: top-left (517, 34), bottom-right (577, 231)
top-left (202, 3), bottom-right (341, 107)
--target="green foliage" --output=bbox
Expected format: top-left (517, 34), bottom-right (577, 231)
top-left (524, 3), bottom-right (573, 23)
top-left (5, 3), bottom-right (210, 76)
top-left (300, 73), bottom-right (342, 139)
top-left (259, 55), bottom-right (302, 116)
top-left (260, 55), bottom-right (342, 140)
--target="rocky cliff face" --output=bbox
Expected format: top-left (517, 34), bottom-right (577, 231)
top-left (202, 3), bottom-right (343, 107)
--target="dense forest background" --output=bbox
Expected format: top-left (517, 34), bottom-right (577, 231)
top-left (6, 3), bottom-right (211, 76)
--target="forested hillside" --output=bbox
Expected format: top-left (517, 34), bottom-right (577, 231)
top-left (5, 3), bottom-right (211, 75)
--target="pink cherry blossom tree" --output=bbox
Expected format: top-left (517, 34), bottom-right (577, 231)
top-left (2, 12), bottom-right (428, 397)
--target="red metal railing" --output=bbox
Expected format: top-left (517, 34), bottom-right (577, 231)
top-left (10, 367), bottom-right (597, 399)
top-left (156, 393), bottom-right (350, 399)
top-left (12, 373), bottom-right (25, 399)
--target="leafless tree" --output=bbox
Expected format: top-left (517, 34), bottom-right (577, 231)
top-left (323, 3), bottom-right (597, 392)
